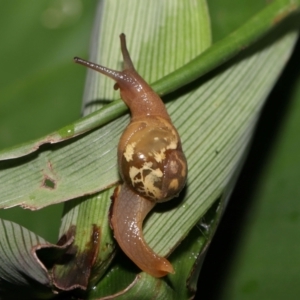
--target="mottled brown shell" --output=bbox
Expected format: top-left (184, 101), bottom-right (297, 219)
top-left (118, 116), bottom-right (187, 202)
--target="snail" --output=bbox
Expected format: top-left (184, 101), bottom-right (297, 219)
top-left (74, 34), bottom-right (187, 277)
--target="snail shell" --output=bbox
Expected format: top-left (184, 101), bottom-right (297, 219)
top-left (74, 33), bottom-right (187, 277)
top-left (118, 116), bottom-right (187, 202)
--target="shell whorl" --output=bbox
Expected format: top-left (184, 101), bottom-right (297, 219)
top-left (118, 116), bottom-right (187, 202)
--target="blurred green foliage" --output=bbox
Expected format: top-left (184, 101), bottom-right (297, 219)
top-left (200, 1), bottom-right (300, 299)
top-left (0, 0), bottom-right (96, 242)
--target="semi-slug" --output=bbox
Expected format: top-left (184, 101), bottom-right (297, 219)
top-left (74, 34), bottom-right (187, 277)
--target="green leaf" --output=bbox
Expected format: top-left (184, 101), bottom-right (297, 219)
top-left (90, 272), bottom-right (175, 300)
top-left (201, 36), bottom-right (300, 300)
top-left (0, 219), bottom-right (52, 299)
top-left (53, 189), bottom-right (115, 290)
top-left (0, 218), bottom-right (92, 297)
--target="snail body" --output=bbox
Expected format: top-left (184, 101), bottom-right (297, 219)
top-left (74, 34), bottom-right (187, 277)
